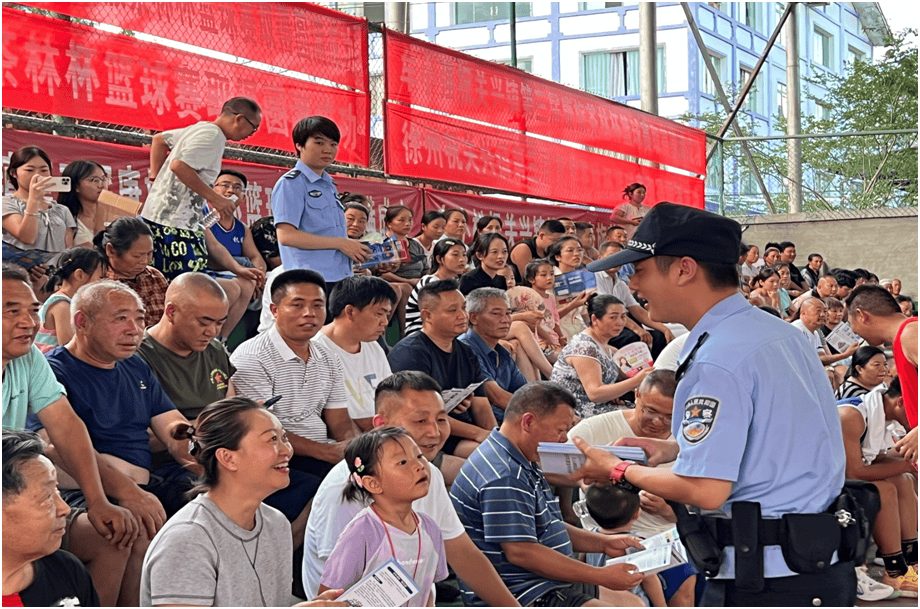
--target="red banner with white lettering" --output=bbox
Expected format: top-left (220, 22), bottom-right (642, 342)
top-left (424, 189), bottom-right (613, 246)
top-left (387, 104), bottom-right (705, 210)
top-left (386, 30), bottom-right (705, 176)
top-left (2, 5), bottom-right (370, 166)
top-left (1, 130), bottom-right (418, 232)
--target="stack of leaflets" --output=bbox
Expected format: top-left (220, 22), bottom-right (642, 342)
top-left (2, 242), bottom-right (55, 269)
top-left (613, 342), bottom-right (654, 378)
top-left (606, 527), bottom-right (688, 575)
top-left (825, 322), bottom-right (861, 353)
top-left (554, 269), bottom-right (597, 298)
top-left (537, 442), bottom-right (647, 476)
top-left (339, 558), bottom-right (420, 607)
top-left (355, 239), bottom-right (409, 270)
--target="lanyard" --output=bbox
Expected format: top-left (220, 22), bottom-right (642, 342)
top-left (370, 504), bottom-right (422, 606)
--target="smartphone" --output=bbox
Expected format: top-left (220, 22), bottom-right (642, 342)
top-left (43, 176), bottom-right (71, 192)
top-left (263, 395), bottom-right (283, 408)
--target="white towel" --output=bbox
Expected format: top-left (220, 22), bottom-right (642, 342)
top-left (842, 384), bottom-right (896, 465)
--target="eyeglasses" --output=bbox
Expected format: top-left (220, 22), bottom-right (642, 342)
top-left (214, 181), bottom-right (245, 193)
top-left (83, 176), bottom-right (111, 186)
top-left (238, 114), bottom-right (260, 132)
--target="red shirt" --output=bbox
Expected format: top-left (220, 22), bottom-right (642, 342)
top-left (893, 317), bottom-right (918, 429)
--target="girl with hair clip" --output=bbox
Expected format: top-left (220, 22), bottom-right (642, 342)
top-left (319, 428), bottom-right (448, 607)
top-left (141, 397), bottom-right (347, 607)
top-left (524, 258), bottom-right (566, 358)
top-left (34, 247), bottom-right (107, 353)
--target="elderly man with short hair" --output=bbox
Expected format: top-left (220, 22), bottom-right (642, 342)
top-left (459, 288), bottom-right (528, 417)
top-left (2, 430), bottom-right (99, 607)
top-left (450, 382), bottom-right (644, 607)
top-left (793, 297), bottom-right (858, 367)
top-left (791, 274), bottom-right (839, 312)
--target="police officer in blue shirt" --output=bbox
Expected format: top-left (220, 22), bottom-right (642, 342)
top-left (272, 116), bottom-right (371, 292)
top-left (570, 203), bottom-right (856, 606)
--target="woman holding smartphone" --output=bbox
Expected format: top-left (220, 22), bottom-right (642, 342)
top-left (2, 146), bottom-right (76, 255)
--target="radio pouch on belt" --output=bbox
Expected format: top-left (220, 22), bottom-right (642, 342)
top-left (829, 479), bottom-right (880, 564)
top-left (731, 501), bottom-right (764, 593)
top-left (668, 501), bottom-right (722, 578)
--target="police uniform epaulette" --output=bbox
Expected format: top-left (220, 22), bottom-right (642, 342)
top-left (282, 169), bottom-right (301, 179)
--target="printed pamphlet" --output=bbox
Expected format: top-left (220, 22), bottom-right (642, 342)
top-left (614, 342), bottom-right (653, 378)
top-left (537, 442), bottom-right (647, 476)
top-left (338, 558), bottom-right (420, 607)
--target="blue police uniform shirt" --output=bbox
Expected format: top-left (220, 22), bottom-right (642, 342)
top-left (458, 329), bottom-right (527, 394)
top-left (28, 347), bottom-right (176, 471)
top-left (672, 293), bottom-right (845, 579)
top-left (271, 160), bottom-right (352, 282)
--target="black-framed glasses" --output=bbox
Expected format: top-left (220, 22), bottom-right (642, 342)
top-left (238, 114), bottom-right (260, 132)
top-left (675, 332), bottom-right (709, 383)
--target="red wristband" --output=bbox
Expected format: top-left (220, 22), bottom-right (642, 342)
top-left (610, 461), bottom-right (633, 483)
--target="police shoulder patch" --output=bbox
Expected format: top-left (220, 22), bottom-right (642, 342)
top-left (308, 190), bottom-right (323, 198)
top-left (282, 169), bottom-right (301, 180)
top-left (680, 395), bottom-right (720, 444)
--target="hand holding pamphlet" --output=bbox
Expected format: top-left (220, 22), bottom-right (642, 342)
top-left (825, 322), bottom-right (860, 353)
top-left (605, 527), bottom-right (688, 575)
top-left (354, 239), bottom-right (409, 270)
top-left (442, 381), bottom-right (485, 413)
top-left (554, 269), bottom-right (597, 298)
top-left (338, 558), bottom-right (420, 607)
top-left (613, 342), bottom-right (653, 378)
top-left (537, 442), bottom-right (647, 476)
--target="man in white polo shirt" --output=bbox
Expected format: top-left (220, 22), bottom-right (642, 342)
top-left (230, 269), bottom-right (353, 481)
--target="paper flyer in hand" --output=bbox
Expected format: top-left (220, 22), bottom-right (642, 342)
top-left (537, 442), bottom-right (647, 475)
top-left (606, 527), bottom-right (688, 575)
top-left (613, 342), bottom-right (653, 378)
top-left (553, 269), bottom-right (598, 298)
top-left (355, 239), bottom-right (409, 270)
top-left (1, 242), bottom-right (55, 269)
top-left (825, 322), bottom-right (860, 353)
top-left (442, 381), bottom-right (485, 413)
top-left (338, 558), bottom-right (420, 607)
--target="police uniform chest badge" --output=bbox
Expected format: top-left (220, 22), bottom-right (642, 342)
top-left (681, 396), bottom-right (720, 443)
top-left (308, 190), bottom-right (323, 198)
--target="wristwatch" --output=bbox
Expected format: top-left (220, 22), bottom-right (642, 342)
top-left (610, 461), bottom-right (633, 483)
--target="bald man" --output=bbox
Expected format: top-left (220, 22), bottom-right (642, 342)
top-left (138, 272), bottom-right (316, 540)
top-left (791, 275), bottom-right (839, 312)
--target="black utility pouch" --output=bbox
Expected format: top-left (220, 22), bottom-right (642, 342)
top-left (829, 480), bottom-right (880, 564)
top-left (669, 501), bottom-right (723, 577)
top-left (780, 513), bottom-right (840, 574)
top-left (732, 501), bottom-right (764, 593)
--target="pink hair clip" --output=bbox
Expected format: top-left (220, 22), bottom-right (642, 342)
top-left (352, 472), bottom-right (364, 488)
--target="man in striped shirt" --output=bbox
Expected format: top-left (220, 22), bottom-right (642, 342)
top-left (450, 382), bottom-right (644, 607)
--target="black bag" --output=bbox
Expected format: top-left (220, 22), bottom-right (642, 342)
top-left (827, 479), bottom-right (880, 564)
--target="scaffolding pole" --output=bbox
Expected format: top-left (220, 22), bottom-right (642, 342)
top-left (639, 2), bottom-right (658, 116)
top-left (786, 3), bottom-right (802, 213)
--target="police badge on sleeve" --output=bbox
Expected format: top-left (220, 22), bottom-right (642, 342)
top-left (681, 396), bottom-right (720, 443)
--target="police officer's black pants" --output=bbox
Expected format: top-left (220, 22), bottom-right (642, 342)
top-left (701, 560), bottom-right (855, 607)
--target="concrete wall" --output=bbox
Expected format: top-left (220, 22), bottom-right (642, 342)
top-left (732, 207), bottom-right (919, 299)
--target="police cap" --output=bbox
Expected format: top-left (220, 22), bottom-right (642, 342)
top-left (587, 202), bottom-right (742, 272)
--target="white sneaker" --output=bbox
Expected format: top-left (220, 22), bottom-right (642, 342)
top-left (857, 566), bottom-right (900, 601)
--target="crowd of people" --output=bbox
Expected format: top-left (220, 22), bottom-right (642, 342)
top-left (2, 97), bottom-right (917, 608)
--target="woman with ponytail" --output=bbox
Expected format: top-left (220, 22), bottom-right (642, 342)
top-left (34, 247), bottom-right (107, 352)
top-left (140, 397), bottom-right (346, 607)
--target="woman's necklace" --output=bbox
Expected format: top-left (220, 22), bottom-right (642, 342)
top-left (370, 504), bottom-right (421, 606)
top-left (239, 521), bottom-right (267, 606)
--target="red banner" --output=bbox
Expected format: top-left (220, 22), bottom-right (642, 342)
top-left (424, 189), bottom-right (613, 246)
top-left (2, 6), bottom-right (369, 166)
top-left (24, 2), bottom-right (369, 92)
top-left (1, 130), bottom-right (419, 232)
top-left (386, 31), bottom-right (704, 175)
top-left (387, 105), bottom-right (704, 210)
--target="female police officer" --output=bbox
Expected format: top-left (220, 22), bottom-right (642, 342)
top-left (572, 203), bottom-right (853, 606)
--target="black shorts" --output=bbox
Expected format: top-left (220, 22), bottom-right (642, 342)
top-left (143, 218), bottom-right (208, 281)
top-left (530, 582), bottom-right (598, 607)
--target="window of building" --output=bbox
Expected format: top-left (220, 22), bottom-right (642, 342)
top-left (453, 2), bottom-right (531, 25)
top-left (495, 57), bottom-right (533, 73)
top-left (816, 102), bottom-right (831, 121)
top-left (846, 46), bottom-right (865, 67)
top-left (701, 52), bottom-right (726, 97)
top-left (582, 47), bottom-right (666, 99)
top-left (777, 82), bottom-right (787, 118)
top-left (578, 2), bottom-right (622, 10)
top-left (739, 66), bottom-right (761, 114)
top-left (775, 3), bottom-right (786, 46)
top-left (739, 2), bottom-right (762, 32)
top-left (813, 28), bottom-right (833, 69)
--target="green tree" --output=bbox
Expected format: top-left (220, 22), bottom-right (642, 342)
top-left (688, 29), bottom-right (918, 213)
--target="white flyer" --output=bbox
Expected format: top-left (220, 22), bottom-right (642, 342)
top-left (825, 322), bottom-right (860, 353)
top-left (338, 558), bottom-right (420, 607)
top-left (606, 527), bottom-right (688, 575)
top-left (537, 442), bottom-right (647, 475)
top-left (613, 342), bottom-right (654, 378)
top-left (442, 381), bottom-right (485, 413)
